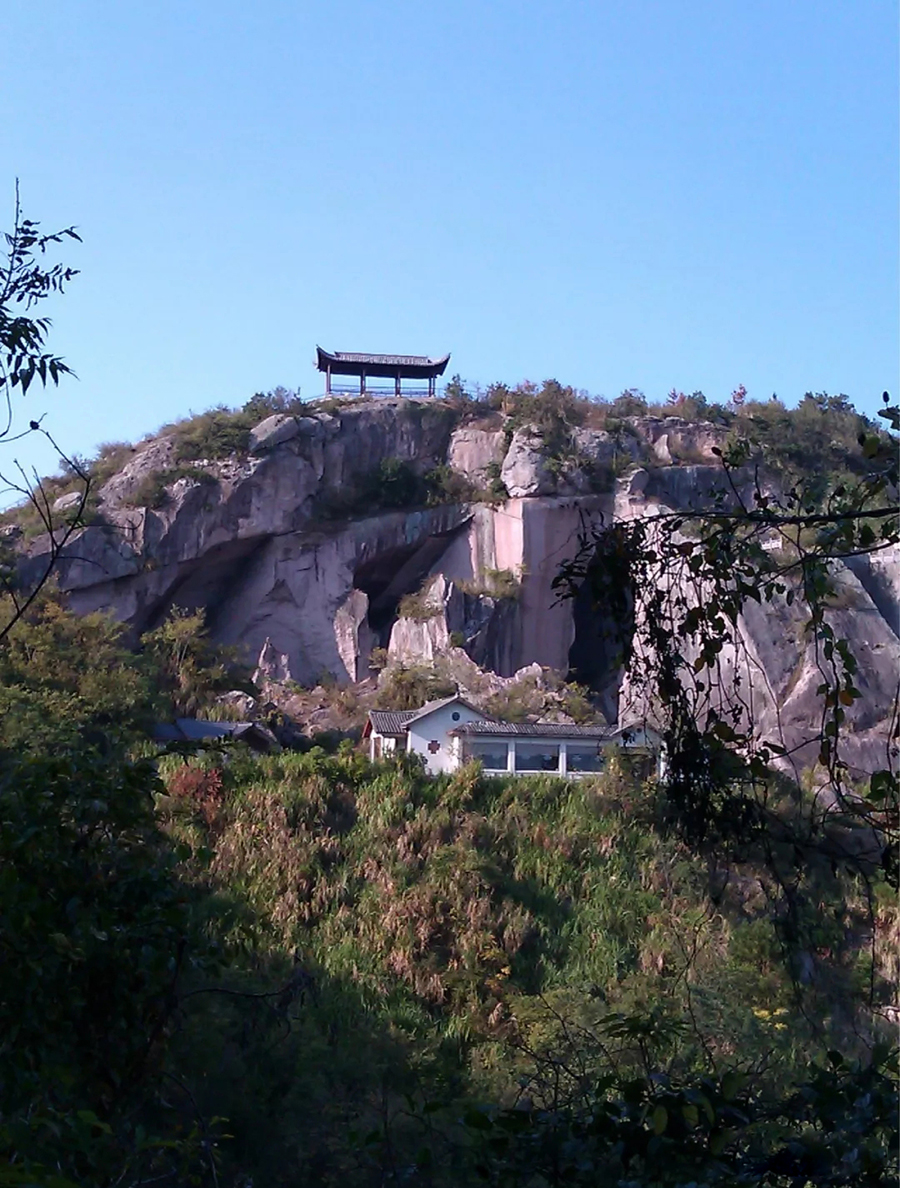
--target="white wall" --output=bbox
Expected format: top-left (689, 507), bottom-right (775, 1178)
top-left (407, 701), bottom-right (485, 774)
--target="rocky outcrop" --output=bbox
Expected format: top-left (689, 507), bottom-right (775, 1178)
top-left (500, 428), bottom-right (556, 497)
top-left (11, 396), bottom-right (898, 774)
top-left (447, 427), bottom-right (505, 482)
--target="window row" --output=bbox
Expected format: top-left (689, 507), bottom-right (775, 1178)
top-left (464, 741), bottom-right (605, 774)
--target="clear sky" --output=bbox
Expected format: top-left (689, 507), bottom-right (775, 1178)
top-left (2, 0), bottom-right (897, 482)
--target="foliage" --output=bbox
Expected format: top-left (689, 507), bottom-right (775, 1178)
top-left (556, 391), bottom-right (899, 889)
top-left (459, 1042), bottom-right (898, 1186)
top-left (0, 184), bottom-right (79, 413)
top-left (141, 606), bottom-right (250, 716)
top-left (166, 404), bottom-right (255, 461)
top-left (397, 579), bottom-right (444, 622)
top-left (318, 456), bottom-right (478, 521)
top-left (482, 671), bottom-right (604, 726)
top-left (146, 747), bottom-right (896, 1184)
top-left (375, 662), bottom-right (458, 709)
top-left (0, 748), bottom-right (215, 1186)
top-left (0, 190), bottom-right (89, 641)
top-left (155, 389), bottom-right (304, 465)
top-left (0, 589), bottom-right (156, 752)
top-left (128, 464), bottom-right (217, 509)
top-left (241, 385), bottom-right (304, 421)
top-left (731, 391), bottom-right (887, 498)
top-left (483, 459), bottom-right (509, 502)
top-left (423, 462), bottom-right (480, 505)
top-left (459, 567), bottom-right (522, 601)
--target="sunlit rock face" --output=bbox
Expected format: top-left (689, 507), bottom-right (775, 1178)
top-left (16, 396), bottom-right (899, 773)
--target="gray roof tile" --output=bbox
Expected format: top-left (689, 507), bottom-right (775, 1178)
top-left (451, 721), bottom-right (618, 739)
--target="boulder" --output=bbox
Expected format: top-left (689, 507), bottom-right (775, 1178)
top-left (99, 437), bottom-right (176, 508)
top-left (249, 414), bottom-right (321, 454)
top-left (52, 491), bottom-right (82, 513)
top-left (447, 428), bottom-right (506, 481)
top-left (500, 429), bottom-right (555, 497)
top-left (253, 637), bottom-right (294, 685)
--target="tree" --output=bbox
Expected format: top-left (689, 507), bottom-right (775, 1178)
top-left (0, 748), bottom-right (220, 1186)
top-left (141, 606), bottom-right (249, 717)
top-left (557, 391), bottom-right (898, 885)
top-left (512, 391), bottom-right (900, 1184)
top-left (0, 185), bottom-right (87, 641)
top-left (0, 588), bottom-right (156, 752)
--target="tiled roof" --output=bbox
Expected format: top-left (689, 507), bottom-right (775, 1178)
top-left (316, 347), bottom-right (451, 377)
top-left (451, 721), bottom-right (619, 739)
top-left (367, 709), bottom-right (418, 737)
top-left (369, 696), bottom-right (488, 736)
top-left (405, 695), bottom-right (485, 725)
top-left (152, 718), bottom-right (278, 750)
top-left (328, 351), bottom-right (445, 367)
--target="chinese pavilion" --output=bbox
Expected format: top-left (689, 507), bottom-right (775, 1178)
top-left (315, 347), bottom-right (451, 397)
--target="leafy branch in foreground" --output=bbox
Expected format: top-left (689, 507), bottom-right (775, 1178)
top-left (556, 392), bottom-right (898, 887)
top-left (0, 185), bottom-right (87, 642)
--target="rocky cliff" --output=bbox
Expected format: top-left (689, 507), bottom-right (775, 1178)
top-left (13, 396), bottom-right (899, 772)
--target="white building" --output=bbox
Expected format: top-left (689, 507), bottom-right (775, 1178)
top-left (363, 695), bottom-right (661, 778)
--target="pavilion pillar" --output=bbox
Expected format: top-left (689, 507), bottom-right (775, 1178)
top-left (360, 370), bottom-right (365, 395)
top-left (395, 371), bottom-right (401, 396)
top-left (326, 365), bottom-right (331, 395)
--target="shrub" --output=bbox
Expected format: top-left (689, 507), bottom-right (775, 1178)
top-left (165, 759), bottom-right (225, 826)
top-left (141, 606), bottom-right (251, 716)
top-left (459, 567), bottom-right (522, 602)
top-left (397, 580), bottom-right (443, 622)
top-left (423, 463), bottom-right (478, 506)
top-left (375, 663), bottom-right (457, 709)
top-left (165, 405), bottom-right (256, 461)
top-left (483, 459), bottom-right (509, 502)
top-left (129, 465), bottom-right (218, 509)
top-left (241, 386), bottom-right (304, 422)
top-left (89, 440), bottom-right (134, 486)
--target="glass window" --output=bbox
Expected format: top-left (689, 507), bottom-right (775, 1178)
top-left (566, 745), bottom-right (604, 773)
top-left (468, 741), bottom-right (508, 771)
top-left (515, 743), bottom-right (560, 773)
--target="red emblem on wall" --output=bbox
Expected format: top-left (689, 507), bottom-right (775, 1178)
top-left (427, 740), bottom-right (441, 754)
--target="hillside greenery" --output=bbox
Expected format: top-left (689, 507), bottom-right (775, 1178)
top-left (0, 592), bottom-right (895, 1187)
top-left (2, 695), bottom-right (895, 1186)
top-left (3, 204), bottom-right (895, 1186)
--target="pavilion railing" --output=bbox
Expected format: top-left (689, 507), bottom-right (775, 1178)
top-left (324, 383), bottom-right (438, 398)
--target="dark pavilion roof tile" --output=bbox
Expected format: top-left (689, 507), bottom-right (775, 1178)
top-left (315, 346), bottom-right (450, 378)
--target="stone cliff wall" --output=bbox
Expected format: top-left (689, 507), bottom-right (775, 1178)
top-left (15, 397), bottom-right (899, 772)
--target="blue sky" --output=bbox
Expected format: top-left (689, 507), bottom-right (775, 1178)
top-left (1, 0), bottom-right (897, 481)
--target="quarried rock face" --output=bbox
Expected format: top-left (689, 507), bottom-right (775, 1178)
top-left (13, 395), bottom-right (898, 773)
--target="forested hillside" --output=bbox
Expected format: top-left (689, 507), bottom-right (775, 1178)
top-left (1, 212), bottom-right (897, 1187)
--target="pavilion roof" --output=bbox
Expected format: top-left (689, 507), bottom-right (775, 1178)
top-left (316, 346), bottom-right (451, 379)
